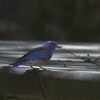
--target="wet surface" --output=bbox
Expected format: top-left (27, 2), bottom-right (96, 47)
top-left (0, 41), bottom-right (100, 100)
top-left (1, 41), bottom-right (100, 69)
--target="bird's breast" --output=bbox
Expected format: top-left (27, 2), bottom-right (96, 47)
top-left (27, 60), bottom-right (42, 66)
top-left (26, 58), bottom-right (50, 66)
top-left (42, 58), bottom-right (50, 62)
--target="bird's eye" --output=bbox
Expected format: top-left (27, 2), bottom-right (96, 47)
top-left (51, 43), bottom-right (56, 46)
top-left (52, 44), bottom-right (56, 46)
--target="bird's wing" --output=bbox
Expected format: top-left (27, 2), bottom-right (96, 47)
top-left (19, 46), bottom-right (52, 60)
top-left (10, 46), bottom-right (52, 67)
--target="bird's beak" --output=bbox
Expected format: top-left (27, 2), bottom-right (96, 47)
top-left (57, 45), bottom-right (63, 48)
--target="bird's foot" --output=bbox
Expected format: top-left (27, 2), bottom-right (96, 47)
top-left (38, 66), bottom-right (47, 70)
top-left (30, 66), bottom-right (47, 71)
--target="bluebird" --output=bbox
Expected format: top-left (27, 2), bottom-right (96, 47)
top-left (10, 41), bottom-right (61, 70)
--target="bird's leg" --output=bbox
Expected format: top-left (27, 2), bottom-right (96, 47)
top-left (30, 66), bottom-right (33, 68)
top-left (30, 66), bottom-right (36, 70)
top-left (30, 65), bottom-right (46, 70)
top-left (38, 65), bottom-right (46, 70)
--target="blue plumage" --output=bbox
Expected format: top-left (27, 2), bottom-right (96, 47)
top-left (10, 41), bottom-right (60, 67)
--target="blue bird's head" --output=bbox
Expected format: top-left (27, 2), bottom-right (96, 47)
top-left (42, 41), bottom-right (61, 50)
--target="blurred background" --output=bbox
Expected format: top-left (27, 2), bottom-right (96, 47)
top-left (0, 0), bottom-right (100, 42)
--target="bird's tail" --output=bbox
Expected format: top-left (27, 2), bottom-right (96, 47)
top-left (9, 60), bottom-right (28, 67)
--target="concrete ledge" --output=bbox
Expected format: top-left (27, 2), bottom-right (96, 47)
top-left (0, 66), bottom-right (100, 100)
